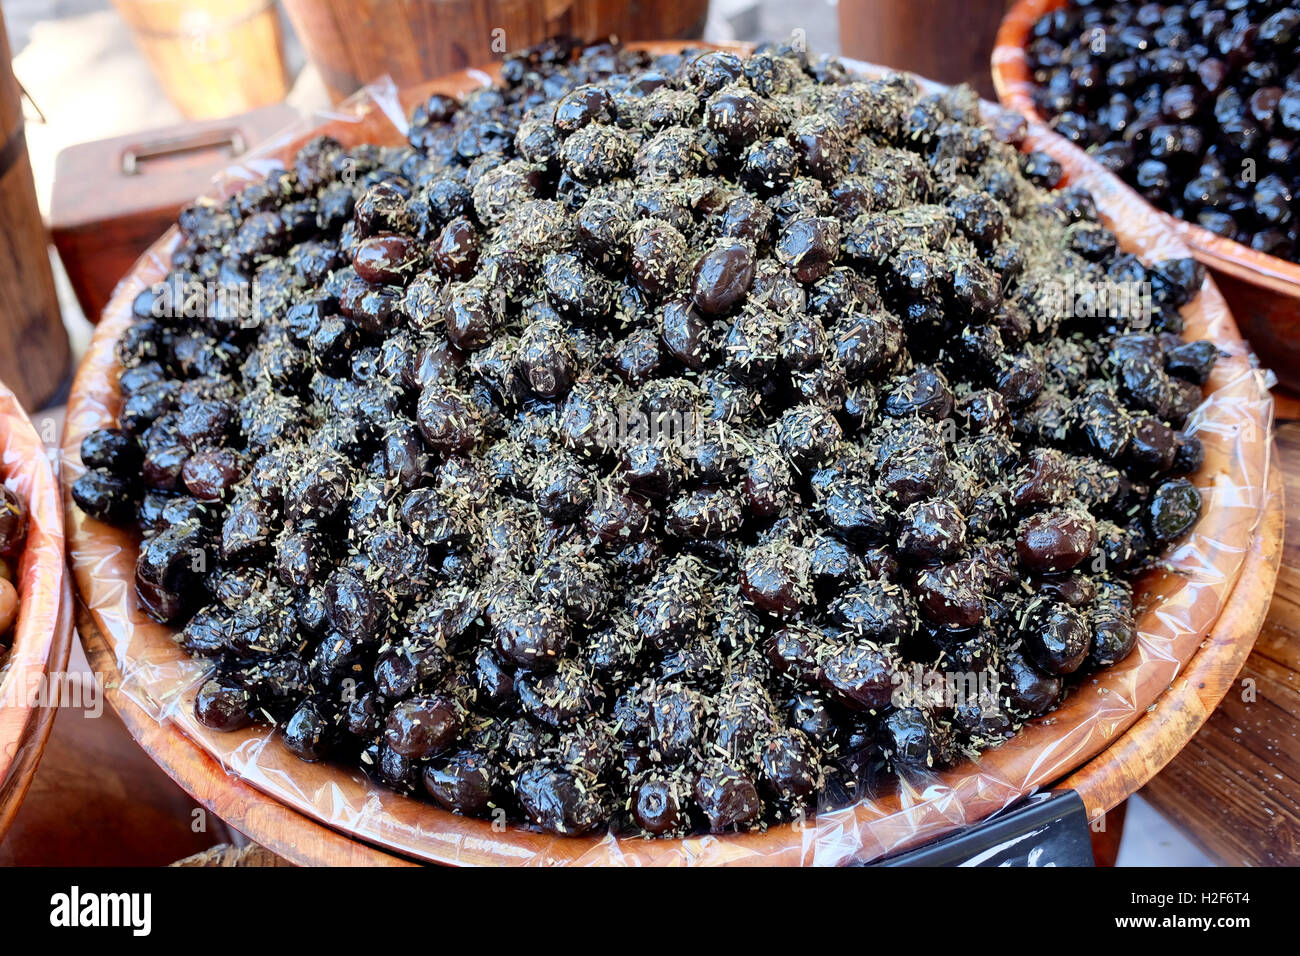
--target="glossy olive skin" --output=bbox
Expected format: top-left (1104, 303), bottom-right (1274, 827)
top-left (80, 428), bottom-right (143, 474)
top-left (424, 750), bottom-right (495, 814)
top-left (515, 761), bottom-right (606, 835)
top-left (282, 698), bottom-right (334, 761)
top-left (1001, 648), bottom-right (1064, 719)
top-left (820, 643), bottom-right (897, 712)
top-left (384, 695), bottom-right (460, 759)
top-left (1148, 479), bottom-right (1203, 541)
top-left (740, 544), bottom-right (812, 618)
top-left (492, 601), bottom-right (570, 671)
top-left (633, 778), bottom-right (684, 835)
top-left (1016, 509), bottom-right (1098, 574)
top-left (694, 761), bottom-right (762, 831)
top-left (182, 448), bottom-right (244, 501)
top-left (1020, 596), bottom-right (1091, 676)
top-left (353, 233), bottom-right (421, 284)
top-left (691, 241), bottom-right (755, 315)
top-left (194, 676), bottom-right (252, 732)
top-left (71, 470), bottom-right (136, 525)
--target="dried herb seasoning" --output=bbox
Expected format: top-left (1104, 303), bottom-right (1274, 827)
top-left (74, 36), bottom-right (1215, 837)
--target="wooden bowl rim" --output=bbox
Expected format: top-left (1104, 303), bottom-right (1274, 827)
top-left (993, 0), bottom-right (1300, 299)
top-left (1062, 457), bottom-right (1284, 817)
top-left (63, 41), bottom-right (1279, 866)
top-left (0, 385), bottom-right (75, 839)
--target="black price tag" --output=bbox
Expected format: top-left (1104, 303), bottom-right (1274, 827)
top-left (874, 790), bottom-right (1095, 867)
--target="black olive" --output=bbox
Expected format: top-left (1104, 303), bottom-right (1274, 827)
top-left (1020, 596), bottom-right (1091, 676)
top-left (385, 695), bottom-right (459, 759)
top-left (693, 761), bottom-right (762, 830)
top-left (1147, 478), bottom-right (1202, 541)
top-left (1015, 508), bottom-right (1098, 574)
top-left (194, 675), bottom-right (252, 732)
top-left (424, 750), bottom-right (495, 815)
top-left (515, 761), bottom-right (606, 834)
top-left (492, 599), bottom-right (570, 671)
top-left (633, 778), bottom-right (684, 835)
top-left (691, 241), bottom-right (755, 315)
top-left (282, 697), bottom-right (335, 761)
top-left (72, 470), bottom-right (137, 524)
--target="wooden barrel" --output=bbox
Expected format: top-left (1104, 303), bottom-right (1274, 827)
top-left (112, 0), bottom-right (289, 120)
top-left (281, 0), bottom-right (710, 104)
top-left (838, 0), bottom-right (1009, 99)
top-left (0, 12), bottom-right (69, 411)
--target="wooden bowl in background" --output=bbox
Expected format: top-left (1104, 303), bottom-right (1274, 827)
top-left (62, 43), bottom-right (1279, 865)
top-left (994, 0), bottom-right (1300, 393)
top-left (0, 381), bottom-right (74, 840)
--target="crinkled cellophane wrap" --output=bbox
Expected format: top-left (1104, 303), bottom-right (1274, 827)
top-left (61, 49), bottom-right (1276, 865)
top-left (0, 379), bottom-right (74, 836)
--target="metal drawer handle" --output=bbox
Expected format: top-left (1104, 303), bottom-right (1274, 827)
top-left (121, 129), bottom-right (247, 175)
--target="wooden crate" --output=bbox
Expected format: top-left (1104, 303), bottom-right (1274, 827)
top-left (49, 103), bottom-right (297, 324)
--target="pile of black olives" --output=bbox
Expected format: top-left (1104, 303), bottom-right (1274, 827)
top-left (1027, 0), bottom-right (1300, 260)
top-left (73, 36), bottom-right (1216, 837)
top-left (0, 484), bottom-right (27, 643)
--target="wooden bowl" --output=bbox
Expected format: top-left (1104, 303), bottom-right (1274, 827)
top-left (62, 43), bottom-right (1279, 865)
top-left (1062, 458), bottom-right (1285, 818)
top-left (0, 382), bottom-right (75, 840)
top-left (993, 0), bottom-right (1300, 393)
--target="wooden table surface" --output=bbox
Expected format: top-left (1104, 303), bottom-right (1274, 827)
top-left (1139, 393), bottom-right (1300, 865)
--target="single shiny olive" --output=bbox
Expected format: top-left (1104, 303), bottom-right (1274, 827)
top-left (1001, 647), bottom-right (1064, 717)
top-left (182, 447), bottom-right (244, 501)
top-left (282, 698), bottom-right (334, 762)
top-left (430, 217), bottom-right (480, 279)
top-left (691, 241), bottom-right (755, 315)
top-left (694, 761), bottom-right (762, 831)
top-left (1015, 508), bottom-right (1098, 573)
top-left (740, 542), bottom-right (813, 617)
top-left (515, 761), bottom-right (606, 834)
top-left (384, 695), bottom-right (460, 759)
top-left (353, 233), bottom-right (421, 284)
top-left (423, 750), bottom-right (494, 814)
top-left (80, 428), bottom-right (142, 474)
top-left (492, 600), bottom-right (570, 671)
top-left (1147, 478), bottom-right (1202, 541)
top-left (71, 470), bottom-right (135, 525)
top-left (914, 562), bottom-right (986, 630)
top-left (633, 778), bottom-right (684, 834)
top-left (1020, 596), bottom-right (1091, 675)
top-left (820, 642), bottom-right (897, 712)
top-left (194, 676), bottom-right (252, 732)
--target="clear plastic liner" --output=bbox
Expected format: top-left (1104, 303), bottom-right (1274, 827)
top-left (61, 51), bottom-right (1276, 865)
top-left (0, 379), bottom-right (74, 811)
